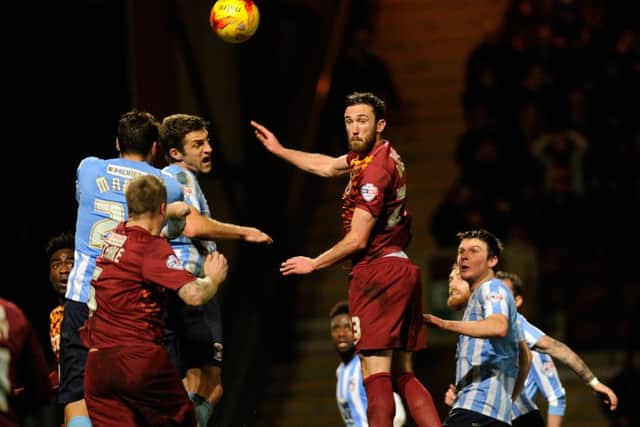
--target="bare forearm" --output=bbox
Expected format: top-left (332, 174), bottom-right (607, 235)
top-left (440, 316), bottom-right (508, 338)
top-left (184, 216), bottom-right (248, 240)
top-left (275, 147), bottom-right (344, 177)
top-left (313, 234), bottom-right (363, 270)
top-left (535, 336), bottom-right (595, 382)
top-left (547, 414), bottom-right (563, 427)
top-left (178, 277), bottom-right (220, 306)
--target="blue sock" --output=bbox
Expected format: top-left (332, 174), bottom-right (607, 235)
top-left (67, 415), bottom-right (93, 427)
top-left (188, 392), bottom-right (212, 427)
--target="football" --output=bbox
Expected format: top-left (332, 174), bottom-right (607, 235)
top-left (209, 0), bottom-right (260, 44)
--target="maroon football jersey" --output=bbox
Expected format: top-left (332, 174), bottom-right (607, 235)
top-left (342, 141), bottom-right (412, 266)
top-left (0, 299), bottom-right (52, 427)
top-left (81, 223), bottom-right (195, 349)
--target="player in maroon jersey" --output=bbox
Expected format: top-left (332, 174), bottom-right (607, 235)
top-left (0, 298), bottom-right (53, 427)
top-left (80, 174), bottom-right (228, 427)
top-left (251, 92), bottom-right (441, 427)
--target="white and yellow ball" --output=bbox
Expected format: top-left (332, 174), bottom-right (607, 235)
top-left (209, 0), bottom-right (260, 44)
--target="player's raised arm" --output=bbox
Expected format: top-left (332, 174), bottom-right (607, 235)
top-left (250, 120), bottom-right (349, 178)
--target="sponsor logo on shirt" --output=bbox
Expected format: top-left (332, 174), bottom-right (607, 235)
top-left (360, 183), bottom-right (379, 202)
top-left (166, 254), bottom-right (183, 270)
top-left (487, 292), bottom-right (504, 302)
top-left (543, 361), bottom-right (556, 376)
top-left (106, 164), bottom-right (147, 179)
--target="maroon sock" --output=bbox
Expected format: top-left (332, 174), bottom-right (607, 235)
top-left (363, 372), bottom-right (395, 427)
top-left (393, 372), bottom-right (442, 427)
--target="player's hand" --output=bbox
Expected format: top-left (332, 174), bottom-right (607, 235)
top-left (593, 382), bottom-right (618, 411)
top-left (423, 313), bottom-right (446, 329)
top-left (166, 201), bottom-right (191, 219)
top-left (203, 251), bottom-right (228, 286)
top-left (250, 120), bottom-right (284, 154)
top-left (280, 256), bottom-right (315, 275)
top-left (244, 227), bottom-right (274, 244)
top-left (444, 384), bottom-right (456, 407)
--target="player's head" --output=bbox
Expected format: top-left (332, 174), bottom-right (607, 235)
top-left (116, 110), bottom-right (159, 159)
top-left (456, 229), bottom-right (503, 288)
top-left (496, 271), bottom-right (524, 309)
top-left (126, 175), bottom-right (167, 221)
top-left (159, 114), bottom-right (212, 174)
top-left (329, 300), bottom-right (355, 361)
top-left (448, 263), bottom-right (471, 310)
top-left (46, 232), bottom-right (74, 298)
top-left (344, 92), bottom-right (386, 154)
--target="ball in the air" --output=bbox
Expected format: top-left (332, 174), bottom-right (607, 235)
top-left (209, 0), bottom-right (260, 44)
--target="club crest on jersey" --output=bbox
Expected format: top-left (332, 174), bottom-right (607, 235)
top-left (166, 254), bottom-right (183, 270)
top-left (360, 183), bottom-right (378, 202)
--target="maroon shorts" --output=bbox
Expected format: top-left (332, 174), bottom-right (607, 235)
top-left (84, 344), bottom-right (196, 427)
top-left (349, 256), bottom-right (427, 352)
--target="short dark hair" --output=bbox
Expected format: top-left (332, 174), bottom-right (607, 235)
top-left (456, 229), bottom-right (504, 260)
top-left (496, 271), bottom-right (524, 297)
top-left (345, 92), bottom-right (386, 121)
top-left (329, 300), bottom-right (349, 319)
top-left (46, 232), bottom-right (74, 260)
top-left (117, 109), bottom-right (159, 156)
top-left (159, 113), bottom-right (210, 163)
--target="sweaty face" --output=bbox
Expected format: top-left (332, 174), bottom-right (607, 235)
top-left (49, 248), bottom-right (74, 297)
top-left (330, 314), bottom-right (355, 354)
top-left (448, 266), bottom-right (471, 310)
top-left (344, 104), bottom-right (381, 154)
top-left (181, 129), bottom-right (213, 174)
top-left (457, 237), bottom-right (497, 288)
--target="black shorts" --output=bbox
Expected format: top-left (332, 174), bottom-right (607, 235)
top-left (513, 410), bottom-right (544, 427)
top-left (58, 299), bottom-right (89, 405)
top-left (164, 294), bottom-right (223, 376)
top-left (444, 408), bottom-right (510, 427)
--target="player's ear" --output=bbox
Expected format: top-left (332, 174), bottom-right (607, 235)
top-left (169, 147), bottom-right (183, 162)
top-left (376, 118), bottom-right (386, 133)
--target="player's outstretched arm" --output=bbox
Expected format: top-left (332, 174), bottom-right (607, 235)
top-left (182, 206), bottom-right (273, 244)
top-left (534, 334), bottom-right (618, 410)
top-left (423, 313), bottom-right (509, 338)
top-left (250, 120), bottom-right (349, 177)
top-left (178, 252), bottom-right (228, 306)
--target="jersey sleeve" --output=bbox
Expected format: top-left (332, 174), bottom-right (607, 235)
top-left (355, 163), bottom-right (392, 218)
top-left (161, 172), bottom-right (185, 204)
top-left (530, 351), bottom-right (566, 416)
top-left (480, 281), bottom-right (510, 318)
top-left (140, 238), bottom-right (195, 291)
top-left (519, 314), bottom-right (546, 347)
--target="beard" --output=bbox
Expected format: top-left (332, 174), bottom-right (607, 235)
top-left (447, 292), bottom-right (469, 310)
top-left (348, 133), bottom-right (376, 153)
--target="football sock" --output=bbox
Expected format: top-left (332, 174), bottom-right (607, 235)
top-left (393, 372), bottom-right (441, 427)
top-left (363, 372), bottom-right (395, 427)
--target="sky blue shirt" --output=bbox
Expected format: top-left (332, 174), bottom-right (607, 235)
top-left (67, 157), bottom-right (183, 302)
top-left (452, 277), bottom-right (520, 424)
top-left (512, 314), bottom-right (566, 419)
top-left (336, 355), bottom-right (405, 427)
top-left (162, 164), bottom-right (217, 276)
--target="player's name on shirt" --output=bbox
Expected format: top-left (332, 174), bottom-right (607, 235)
top-left (95, 164), bottom-right (150, 194)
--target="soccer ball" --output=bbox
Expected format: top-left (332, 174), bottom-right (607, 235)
top-left (209, 0), bottom-right (260, 44)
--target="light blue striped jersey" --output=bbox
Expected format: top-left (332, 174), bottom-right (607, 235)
top-left (162, 165), bottom-right (216, 276)
top-left (336, 356), bottom-right (406, 427)
top-left (452, 277), bottom-right (520, 424)
top-left (512, 314), bottom-right (566, 419)
top-left (66, 157), bottom-right (183, 302)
